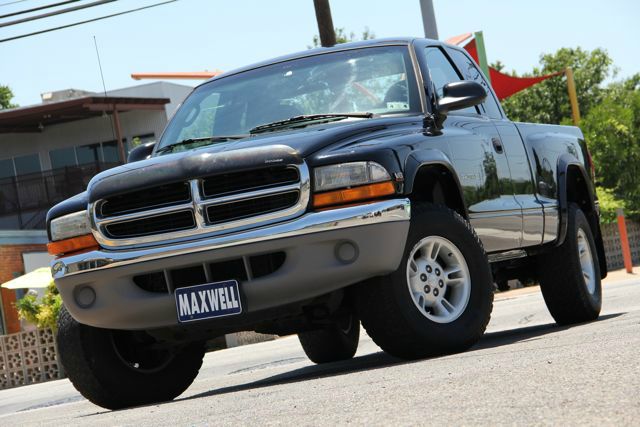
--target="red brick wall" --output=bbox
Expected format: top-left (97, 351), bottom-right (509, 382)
top-left (0, 244), bottom-right (47, 334)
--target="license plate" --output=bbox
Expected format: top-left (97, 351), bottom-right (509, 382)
top-left (175, 280), bottom-right (242, 323)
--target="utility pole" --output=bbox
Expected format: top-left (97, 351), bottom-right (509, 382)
top-left (313, 0), bottom-right (336, 47)
top-left (419, 0), bottom-right (438, 40)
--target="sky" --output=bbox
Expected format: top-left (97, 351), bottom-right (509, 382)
top-left (1, 0), bottom-right (639, 107)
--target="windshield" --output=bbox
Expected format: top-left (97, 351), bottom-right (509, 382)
top-left (157, 46), bottom-right (421, 151)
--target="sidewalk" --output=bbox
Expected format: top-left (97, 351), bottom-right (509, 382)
top-left (495, 267), bottom-right (638, 301)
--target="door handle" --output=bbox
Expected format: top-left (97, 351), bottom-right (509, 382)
top-left (492, 137), bottom-right (504, 154)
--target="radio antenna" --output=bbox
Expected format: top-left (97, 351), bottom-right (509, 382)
top-left (93, 36), bottom-right (120, 161)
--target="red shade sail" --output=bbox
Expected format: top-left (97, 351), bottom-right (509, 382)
top-left (446, 34), bottom-right (562, 99)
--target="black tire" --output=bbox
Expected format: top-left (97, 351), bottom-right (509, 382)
top-left (298, 313), bottom-right (360, 364)
top-left (57, 306), bottom-right (205, 410)
top-left (538, 203), bottom-right (602, 325)
top-left (496, 280), bottom-right (510, 292)
top-left (357, 203), bottom-right (493, 360)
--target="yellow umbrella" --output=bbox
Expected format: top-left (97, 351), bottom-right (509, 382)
top-left (1, 267), bottom-right (52, 290)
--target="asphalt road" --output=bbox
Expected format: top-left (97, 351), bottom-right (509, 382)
top-left (1, 275), bottom-right (639, 426)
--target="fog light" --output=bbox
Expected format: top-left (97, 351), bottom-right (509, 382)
top-left (335, 241), bottom-right (358, 264)
top-left (74, 286), bottom-right (96, 308)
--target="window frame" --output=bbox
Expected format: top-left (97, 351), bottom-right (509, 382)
top-left (420, 45), bottom-right (482, 117)
top-left (444, 46), bottom-right (505, 120)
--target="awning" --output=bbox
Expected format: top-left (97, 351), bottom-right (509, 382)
top-left (445, 33), bottom-right (562, 99)
top-left (1, 267), bottom-right (52, 290)
top-left (0, 95), bottom-right (170, 133)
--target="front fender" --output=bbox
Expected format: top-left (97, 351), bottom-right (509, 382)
top-left (403, 148), bottom-right (468, 216)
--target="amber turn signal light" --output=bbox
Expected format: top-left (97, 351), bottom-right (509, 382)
top-left (313, 181), bottom-right (396, 209)
top-left (47, 234), bottom-right (99, 256)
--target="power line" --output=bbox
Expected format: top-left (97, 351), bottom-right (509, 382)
top-left (0, 0), bottom-right (177, 43)
top-left (0, 0), bottom-right (117, 28)
top-left (0, 0), bottom-right (80, 19)
top-left (0, 0), bottom-right (30, 8)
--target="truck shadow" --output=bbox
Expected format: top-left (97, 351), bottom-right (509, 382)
top-left (180, 312), bottom-right (624, 403)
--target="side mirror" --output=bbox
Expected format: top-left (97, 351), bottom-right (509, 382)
top-left (436, 81), bottom-right (487, 115)
top-left (127, 141), bottom-right (156, 163)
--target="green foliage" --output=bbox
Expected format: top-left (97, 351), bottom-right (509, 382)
top-left (0, 84), bottom-right (17, 110)
top-left (309, 27), bottom-right (375, 49)
top-left (595, 187), bottom-right (637, 224)
top-left (581, 80), bottom-right (640, 213)
top-left (15, 281), bottom-right (63, 332)
top-left (501, 47), bottom-right (613, 124)
top-left (499, 47), bottom-right (640, 222)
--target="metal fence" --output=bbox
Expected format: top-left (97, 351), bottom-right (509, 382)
top-left (0, 163), bottom-right (119, 230)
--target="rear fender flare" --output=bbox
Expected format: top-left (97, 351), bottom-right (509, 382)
top-left (556, 153), bottom-right (607, 277)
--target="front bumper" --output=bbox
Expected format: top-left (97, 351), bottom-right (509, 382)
top-left (54, 199), bottom-right (411, 330)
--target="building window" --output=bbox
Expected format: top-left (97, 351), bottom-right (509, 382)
top-left (49, 147), bottom-right (76, 169)
top-left (101, 141), bottom-right (120, 164)
top-left (0, 158), bottom-right (15, 179)
top-left (48, 140), bottom-right (125, 171)
top-left (75, 143), bottom-right (101, 166)
top-left (13, 154), bottom-right (42, 176)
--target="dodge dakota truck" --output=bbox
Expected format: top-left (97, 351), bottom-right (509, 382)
top-left (48, 38), bottom-right (607, 409)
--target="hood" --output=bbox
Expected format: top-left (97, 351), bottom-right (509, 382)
top-left (87, 115), bottom-right (422, 203)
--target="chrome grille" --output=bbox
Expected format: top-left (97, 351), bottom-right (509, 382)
top-left (101, 182), bottom-right (191, 216)
top-left (202, 166), bottom-right (299, 198)
top-left (91, 162), bottom-right (310, 249)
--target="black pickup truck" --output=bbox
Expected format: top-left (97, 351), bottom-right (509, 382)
top-left (47, 38), bottom-right (607, 409)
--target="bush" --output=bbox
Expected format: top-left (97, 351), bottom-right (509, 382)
top-left (596, 187), bottom-right (638, 224)
top-left (15, 281), bottom-right (63, 332)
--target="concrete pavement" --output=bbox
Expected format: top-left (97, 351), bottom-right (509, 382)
top-left (1, 271), bottom-right (639, 425)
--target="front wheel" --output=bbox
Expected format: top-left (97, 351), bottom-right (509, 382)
top-left (57, 307), bottom-right (205, 410)
top-left (357, 203), bottom-right (494, 360)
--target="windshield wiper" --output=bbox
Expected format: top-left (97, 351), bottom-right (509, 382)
top-left (249, 112), bottom-right (374, 135)
top-left (155, 135), bottom-right (249, 154)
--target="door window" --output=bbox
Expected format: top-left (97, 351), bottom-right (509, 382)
top-left (424, 47), bottom-right (477, 115)
top-left (446, 48), bottom-right (503, 119)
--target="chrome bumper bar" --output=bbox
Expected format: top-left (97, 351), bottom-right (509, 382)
top-left (52, 199), bottom-right (411, 280)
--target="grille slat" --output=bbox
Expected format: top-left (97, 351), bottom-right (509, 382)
top-left (202, 166), bottom-right (299, 198)
top-left (101, 182), bottom-right (191, 217)
top-left (206, 191), bottom-right (299, 225)
top-left (104, 210), bottom-right (195, 238)
top-left (94, 162), bottom-right (307, 245)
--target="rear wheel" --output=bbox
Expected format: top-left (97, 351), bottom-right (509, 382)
top-left (298, 313), bottom-right (360, 364)
top-left (538, 203), bottom-right (602, 325)
top-left (357, 203), bottom-right (493, 359)
top-left (57, 307), bottom-right (205, 410)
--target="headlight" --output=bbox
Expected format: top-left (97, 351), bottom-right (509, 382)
top-left (314, 161), bottom-right (391, 192)
top-left (312, 162), bottom-right (396, 209)
top-left (49, 211), bottom-right (91, 241)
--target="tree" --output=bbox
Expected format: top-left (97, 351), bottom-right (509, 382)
top-left (501, 47), bottom-right (613, 124)
top-left (309, 27), bottom-right (375, 49)
top-left (0, 84), bottom-right (17, 110)
top-left (497, 47), bottom-right (639, 221)
top-left (580, 75), bottom-right (640, 218)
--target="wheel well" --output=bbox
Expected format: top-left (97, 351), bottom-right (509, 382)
top-left (565, 165), bottom-right (608, 278)
top-left (566, 166), bottom-right (593, 216)
top-left (409, 165), bottom-right (467, 218)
